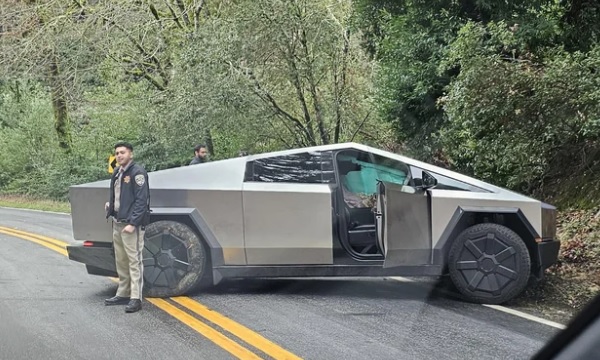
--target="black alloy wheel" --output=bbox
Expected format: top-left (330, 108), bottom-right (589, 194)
top-left (142, 220), bottom-right (208, 297)
top-left (448, 223), bottom-right (531, 304)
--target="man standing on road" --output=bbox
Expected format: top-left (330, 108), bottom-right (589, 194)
top-left (189, 144), bottom-right (208, 165)
top-left (104, 141), bottom-right (150, 313)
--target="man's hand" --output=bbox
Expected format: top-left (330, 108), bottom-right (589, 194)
top-left (122, 224), bottom-right (136, 234)
top-left (105, 202), bottom-right (109, 211)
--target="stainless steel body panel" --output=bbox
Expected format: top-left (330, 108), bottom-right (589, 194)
top-left (242, 182), bottom-right (333, 265)
top-left (150, 189), bottom-right (246, 264)
top-left (429, 190), bottom-right (542, 246)
top-left (70, 186), bottom-right (113, 243)
top-left (70, 158), bottom-right (248, 265)
top-left (380, 183), bottom-right (431, 267)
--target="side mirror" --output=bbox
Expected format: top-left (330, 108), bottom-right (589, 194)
top-left (421, 170), bottom-right (437, 189)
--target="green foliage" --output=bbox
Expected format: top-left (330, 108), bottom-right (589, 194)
top-left (0, 82), bottom-right (108, 199)
top-left (165, 0), bottom-right (386, 148)
top-left (439, 22), bottom-right (600, 196)
top-left (355, 0), bottom-right (600, 207)
top-left (0, 0), bottom-right (393, 200)
top-left (4, 158), bottom-right (106, 200)
top-left (0, 85), bottom-right (55, 185)
top-left (355, 0), bottom-right (556, 157)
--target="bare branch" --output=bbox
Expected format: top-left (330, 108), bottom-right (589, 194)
top-left (299, 26), bottom-right (328, 144)
top-left (99, 13), bottom-right (169, 89)
top-left (163, 0), bottom-right (184, 30)
top-left (334, 28), bottom-right (350, 143)
top-left (350, 111), bottom-right (372, 142)
top-left (251, 78), bottom-right (313, 145)
top-left (194, 0), bottom-right (205, 31)
top-left (124, 68), bottom-right (166, 91)
top-left (107, 51), bottom-right (166, 91)
top-left (283, 41), bottom-right (316, 144)
top-left (266, 116), bottom-right (302, 148)
top-left (228, 60), bottom-right (315, 146)
top-left (174, 0), bottom-right (190, 26)
top-left (149, 4), bottom-right (161, 22)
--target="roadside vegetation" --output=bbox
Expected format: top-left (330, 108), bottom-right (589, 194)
top-left (1, 0), bottom-right (598, 320)
top-left (513, 209), bottom-right (600, 323)
top-left (0, 195), bottom-right (70, 213)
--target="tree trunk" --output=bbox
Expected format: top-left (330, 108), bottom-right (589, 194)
top-left (49, 56), bottom-right (72, 153)
top-left (334, 29), bottom-right (350, 144)
top-left (298, 28), bottom-right (328, 145)
top-left (204, 128), bottom-right (214, 155)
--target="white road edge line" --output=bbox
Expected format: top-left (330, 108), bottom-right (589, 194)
top-left (387, 276), bottom-right (566, 330)
top-left (388, 276), bottom-right (415, 282)
top-left (0, 206), bottom-right (70, 216)
top-left (482, 304), bottom-right (566, 329)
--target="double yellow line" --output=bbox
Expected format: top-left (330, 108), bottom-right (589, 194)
top-left (0, 226), bottom-right (301, 360)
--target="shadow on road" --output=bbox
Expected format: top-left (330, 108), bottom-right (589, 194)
top-left (196, 277), bottom-right (452, 302)
top-left (94, 285), bottom-right (119, 298)
top-left (190, 277), bottom-right (559, 340)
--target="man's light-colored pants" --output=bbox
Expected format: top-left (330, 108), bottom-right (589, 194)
top-left (112, 222), bottom-right (145, 300)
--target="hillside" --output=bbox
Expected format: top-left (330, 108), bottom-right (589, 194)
top-left (513, 208), bottom-right (600, 323)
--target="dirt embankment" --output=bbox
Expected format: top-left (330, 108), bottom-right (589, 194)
top-left (510, 208), bottom-right (600, 324)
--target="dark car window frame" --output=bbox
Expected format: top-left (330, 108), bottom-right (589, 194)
top-left (244, 151), bottom-right (335, 184)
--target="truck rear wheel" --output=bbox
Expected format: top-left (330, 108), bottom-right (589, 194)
top-left (448, 223), bottom-right (530, 304)
top-left (142, 220), bottom-right (208, 298)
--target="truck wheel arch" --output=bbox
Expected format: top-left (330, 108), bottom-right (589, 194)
top-left (143, 220), bottom-right (208, 297)
top-left (434, 207), bottom-right (542, 278)
top-left (148, 208), bottom-right (225, 284)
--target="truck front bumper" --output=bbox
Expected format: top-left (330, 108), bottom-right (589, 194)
top-left (534, 239), bottom-right (561, 279)
top-left (538, 239), bottom-right (560, 269)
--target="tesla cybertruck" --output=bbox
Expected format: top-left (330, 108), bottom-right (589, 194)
top-left (67, 142), bottom-right (559, 304)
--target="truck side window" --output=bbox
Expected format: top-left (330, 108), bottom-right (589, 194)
top-left (244, 151), bottom-right (335, 184)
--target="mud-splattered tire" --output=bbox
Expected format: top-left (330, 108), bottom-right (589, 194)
top-left (142, 220), bottom-right (208, 298)
top-left (448, 223), bottom-right (530, 305)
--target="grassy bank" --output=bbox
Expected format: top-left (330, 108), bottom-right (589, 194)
top-left (0, 195), bottom-right (598, 323)
top-left (0, 195), bottom-right (71, 213)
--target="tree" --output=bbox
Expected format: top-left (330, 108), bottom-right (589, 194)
top-left (168, 0), bottom-right (385, 151)
top-left (0, 0), bottom-right (392, 198)
top-left (355, 0), bottom-right (600, 205)
top-left (0, 0), bottom-right (84, 152)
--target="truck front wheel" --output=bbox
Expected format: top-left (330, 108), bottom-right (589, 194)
top-left (448, 223), bottom-right (531, 305)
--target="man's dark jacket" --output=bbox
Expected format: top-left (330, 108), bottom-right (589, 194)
top-left (189, 156), bottom-right (205, 165)
top-left (106, 162), bottom-right (150, 227)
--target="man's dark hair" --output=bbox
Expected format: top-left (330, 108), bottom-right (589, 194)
top-left (194, 144), bottom-right (206, 152)
top-left (115, 141), bottom-right (133, 151)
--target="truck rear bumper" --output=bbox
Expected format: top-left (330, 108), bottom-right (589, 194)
top-left (67, 242), bottom-right (117, 277)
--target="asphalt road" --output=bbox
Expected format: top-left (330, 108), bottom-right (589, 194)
top-left (0, 207), bottom-right (562, 360)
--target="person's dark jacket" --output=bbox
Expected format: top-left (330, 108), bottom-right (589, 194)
top-left (107, 162), bottom-right (150, 227)
top-left (189, 156), bottom-right (204, 165)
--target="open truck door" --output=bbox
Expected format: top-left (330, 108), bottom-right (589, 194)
top-left (375, 178), bottom-right (433, 268)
